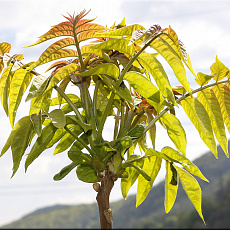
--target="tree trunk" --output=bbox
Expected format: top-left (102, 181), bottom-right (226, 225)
top-left (95, 170), bottom-right (114, 229)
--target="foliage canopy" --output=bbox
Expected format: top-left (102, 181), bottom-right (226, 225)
top-left (0, 9), bottom-right (230, 227)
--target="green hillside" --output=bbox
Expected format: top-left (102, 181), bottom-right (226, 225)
top-left (1, 143), bottom-right (230, 229)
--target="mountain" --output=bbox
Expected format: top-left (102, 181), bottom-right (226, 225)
top-left (1, 143), bottom-right (230, 229)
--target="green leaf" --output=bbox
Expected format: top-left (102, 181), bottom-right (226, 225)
top-left (121, 155), bottom-right (144, 200)
top-left (136, 156), bottom-right (162, 207)
top-left (161, 146), bottom-right (209, 182)
top-left (25, 122), bottom-right (57, 171)
top-left (211, 56), bottom-right (229, 81)
top-left (9, 116), bottom-right (34, 177)
top-left (48, 109), bottom-right (66, 129)
top-left (46, 127), bottom-right (67, 148)
top-left (181, 96), bottom-right (217, 157)
top-left (124, 71), bottom-right (167, 112)
top-left (175, 166), bottom-right (205, 224)
top-left (30, 112), bottom-right (42, 137)
top-left (9, 69), bottom-right (33, 127)
top-left (119, 136), bottom-right (133, 157)
top-left (68, 149), bottom-right (92, 164)
top-left (198, 88), bottom-right (228, 157)
top-left (70, 133), bottom-right (89, 151)
top-left (26, 74), bottom-right (51, 102)
top-left (138, 52), bottom-right (176, 105)
top-left (53, 162), bottom-right (78, 181)
top-left (127, 121), bottom-right (146, 139)
top-left (165, 161), bottom-right (179, 213)
top-left (76, 164), bottom-right (99, 183)
top-left (54, 125), bottom-right (83, 155)
top-left (212, 84), bottom-right (230, 135)
top-left (75, 63), bottom-right (119, 79)
top-left (91, 38), bottom-right (135, 57)
top-left (45, 63), bottom-right (80, 92)
top-left (160, 112), bottom-right (187, 156)
top-left (150, 39), bottom-right (191, 94)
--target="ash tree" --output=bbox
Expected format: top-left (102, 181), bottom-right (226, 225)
top-left (0, 9), bottom-right (230, 229)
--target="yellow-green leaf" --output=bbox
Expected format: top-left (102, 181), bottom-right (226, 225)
top-left (0, 42), bottom-right (11, 74)
top-left (25, 122), bottom-right (57, 171)
top-left (138, 52), bottom-right (176, 105)
top-left (161, 28), bottom-right (196, 77)
top-left (91, 38), bottom-right (135, 57)
top-left (160, 112), bottom-right (187, 156)
top-left (124, 71), bottom-right (167, 112)
top-left (45, 63), bottom-right (80, 92)
top-left (212, 84), bottom-right (230, 135)
top-left (165, 161), bottom-right (179, 213)
top-left (30, 112), bottom-right (43, 137)
top-left (146, 110), bottom-right (156, 149)
top-left (10, 116), bottom-right (34, 177)
top-left (195, 72), bottom-right (213, 86)
top-left (198, 88), bottom-right (228, 157)
top-left (161, 146), bottom-right (209, 182)
top-left (54, 125), bottom-right (82, 155)
top-left (28, 38), bottom-right (76, 70)
top-left (0, 64), bottom-right (14, 115)
top-left (75, 63), bottom-right (119, 79)
top-left (150, 39), bottom-right (191, 94)
top-left (121, 155), bottom-right (144, 200)
top-left (81, 45), bottom-right (111, 62)
top-left (181, 96), bottom-right (217, 157)
top-left (26, 74), bottom-right (51, 102)
top-left (9, 69), bottom-right (33, 127)
top-left (211, 56), bottom-right (229, 81)
top-left (48, 109), bottom-right (66, 129)
top-left (136, 156), bottom-right (162, 207)
top-left (95, 24), bottom-right (146, 38)
top-left (175, 166), bottom-right (205, 224)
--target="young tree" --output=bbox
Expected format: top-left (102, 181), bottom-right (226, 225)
top-left (0, 9), bottom-right (229, 229)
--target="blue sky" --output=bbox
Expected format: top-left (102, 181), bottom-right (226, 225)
top-left (0, 0), bottom-right (230, 226)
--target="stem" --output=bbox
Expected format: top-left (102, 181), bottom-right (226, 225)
top-left (96, 170), bottom-right (114, 229)
top-left (93, 78), bottom-right (101, 125)
top-left (117, 99), bottom-right (125, 138)
top-left (73, 24), bottom-right (85, 72)
top-left (64, 126), bottom-right (96, 156)
top-left (54, 85), bottom-right (84, 124)
top-left (113, 109), bottom-right (120, 140)
top-left (95, 34), bottom-right (162, 143)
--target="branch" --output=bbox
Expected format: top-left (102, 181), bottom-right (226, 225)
top-left (142, 78), bottom-right (230, 136)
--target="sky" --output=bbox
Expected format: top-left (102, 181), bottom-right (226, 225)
top-left (0, 0), bottom-right (230, 226)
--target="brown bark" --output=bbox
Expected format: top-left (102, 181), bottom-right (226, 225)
top-left (95, 170), bottom-right (115, 229)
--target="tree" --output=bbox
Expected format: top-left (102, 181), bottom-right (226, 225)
top-left (0, 9), bottom-right (229, 229)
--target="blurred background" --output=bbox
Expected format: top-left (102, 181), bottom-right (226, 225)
top-left (0, 0), bottom-right (230, 227)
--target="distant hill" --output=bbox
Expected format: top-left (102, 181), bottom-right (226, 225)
top-left (1, 142), bottom-right (230, 229)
